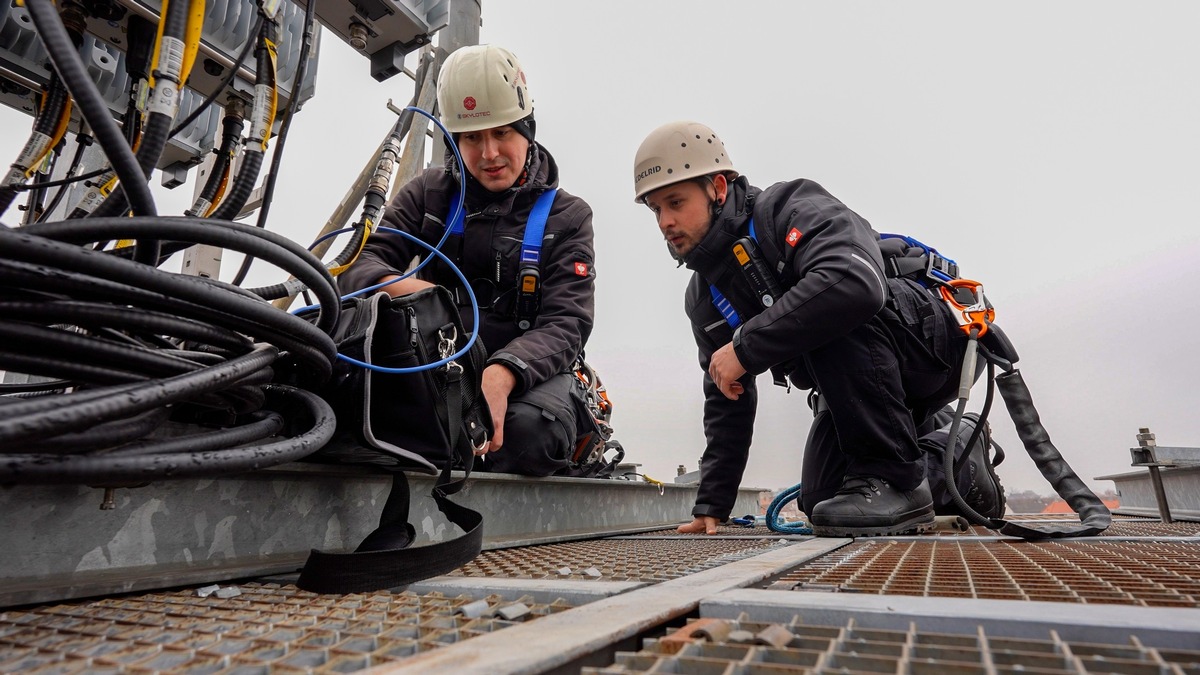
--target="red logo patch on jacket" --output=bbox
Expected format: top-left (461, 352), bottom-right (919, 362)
top-left (786, 228), bottom-right (803, 247)
top-left (574, 262), bottom-right (589, 276)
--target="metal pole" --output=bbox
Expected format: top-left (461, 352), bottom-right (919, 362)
top-left (429, 0), bottom-right (481, 169)
top-left (1135, 427), bottom-right (1174, 524)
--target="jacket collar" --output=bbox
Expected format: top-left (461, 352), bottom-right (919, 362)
top-left (683, 176), bottom-right (757, 279)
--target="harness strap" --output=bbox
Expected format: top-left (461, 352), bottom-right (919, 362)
top-left (710, 217), bottom-right (756, 329)
top-left (445, 188), bottom-right (558, 328)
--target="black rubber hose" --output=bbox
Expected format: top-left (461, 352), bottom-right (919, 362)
top-left (87, 0), bottom-right (189, 270)
top-left (0, 321), bottom-right (207, 379)
top-left (994, 369), bottom-right (1113, 538)
top-left (171, 14), bottom-right (264, 139)
top-left (13, 217), bottom-right (340, 334)
top-left (189, 110), bottom-right (246, 216)
top-left (22, 407), bottom-right (170, 454)
top-left (0, 384), bottom-right (334, 483)
top-left (0, 301), bottom-right (252, 353)
top-left (24, 0), bottom-right (155, 217)
top-left (0, 343), bottom-right (278, 446)
top-left (230, 2), bottom-right (317, 287)
top-left (35, 138), bottom-right (91, 222)
top-left (0, 74), bottom-right (70, 216)
top-left (101, 411), bottom-right (284, 457)
top-left (0, 351), bottom-right (145, 386)
top-left (208, 20), bottom-right (274, 223)
top-left (0, 259), bottom-right (332, 377)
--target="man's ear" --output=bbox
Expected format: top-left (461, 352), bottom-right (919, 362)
top-left (712, 173), bottom-right (729, 205)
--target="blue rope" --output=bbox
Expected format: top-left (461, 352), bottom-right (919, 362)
top-left (766, 482), bottom-right (814, 535)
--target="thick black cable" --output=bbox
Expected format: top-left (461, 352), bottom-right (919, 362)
top-left (87, 0), bottom-right (189, 271)
top-left (0, 321), bottom-right (207, 380)
top-left (188, 109), bottom-right (245, 216)
top-left (207, 19), bottom-right (275, 223)
top-left (22, 407), bottom-right (171, 455)
top-left (0, 301), bottom-right (252, 353)
top-left (24, 0), bottom-right (155, 218)
top-left (14, 216), bottom-right (340, 334)
top-left (230, 0), bottom-right (317, 287)
top-left (0, 385), bottom-right (334, 484)
top-left (101, 412), bottom-right (284, 457)
top-left (0, 343), bottom-right (278, 446)
top-left (15, 167), bottom-right (102, 193)
top-left (0, 258), bottom-right (333, 377)
top-left (171, 14), bottom-right (264, 139)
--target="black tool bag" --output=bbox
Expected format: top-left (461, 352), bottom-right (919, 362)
top-left (292, 287), bottom-right (492, 593)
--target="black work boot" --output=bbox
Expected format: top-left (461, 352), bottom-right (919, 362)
top-left (810, 476), bottom-right (935, 537)
top-left (958, 414), bottom-right (1006, 519)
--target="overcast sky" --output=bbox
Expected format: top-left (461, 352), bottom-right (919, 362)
top-left (3, 1), bottom-right (1197, 500)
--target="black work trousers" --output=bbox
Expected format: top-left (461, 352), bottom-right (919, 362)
top-left (479, 371), bottom-right (579, 477)
top-left (797, 278), bottom-right (975, 515)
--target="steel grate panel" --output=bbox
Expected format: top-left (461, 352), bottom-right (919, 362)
top-left (633, 517), bottom-right (1200, 538)
top-left (770, 540), bottom-right (1200, 606)
top-left (583, 614), bottom-right (1200, 674)
top-left (0, 582), bottom-right (576, 673)
top-left (447, 538), bottom-right (782, 582)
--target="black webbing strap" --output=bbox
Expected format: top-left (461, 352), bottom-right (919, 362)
top-left (295, 365), bottom-right (483, 594)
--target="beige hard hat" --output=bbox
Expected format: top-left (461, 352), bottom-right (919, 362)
top-left (633, 121), bottom-right (736, 202)
top-left (437, 44), bottom-right (533, 134)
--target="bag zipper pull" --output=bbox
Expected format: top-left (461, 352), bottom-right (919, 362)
top-left (407, 307), bottom-right (419, 347)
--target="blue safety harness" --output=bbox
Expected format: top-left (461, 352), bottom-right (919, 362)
top-left (447, 187), bottom-right (558, 328)
top-left (709, 218), bottom-right (758, 329)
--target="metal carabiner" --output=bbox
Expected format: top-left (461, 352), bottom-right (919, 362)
top-left (437, 325), bottom-right (458, 360)
top-left (938, 278), bottom-right (995, 337)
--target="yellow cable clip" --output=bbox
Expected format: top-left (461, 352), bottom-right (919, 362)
top-left (642, 474), bottom-right (665, 496)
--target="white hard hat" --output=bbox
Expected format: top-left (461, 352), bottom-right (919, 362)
top-left (437, 44), bottom-right (533, 134)
top-left (633, 121), bottom-right (737, 202)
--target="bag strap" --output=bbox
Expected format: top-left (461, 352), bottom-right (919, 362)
top-left (295, 360), bottom-right (483, 594)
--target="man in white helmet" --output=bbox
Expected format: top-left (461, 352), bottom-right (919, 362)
top-left (340, 45), bottom-right (598, 477)
top-left (632, 121), bottom-right (1004, 536)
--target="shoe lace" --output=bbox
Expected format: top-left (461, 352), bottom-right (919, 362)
top-left (836, 476), bottom-right (885, 497)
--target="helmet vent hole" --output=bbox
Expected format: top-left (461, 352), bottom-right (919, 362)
top-left (680, 142), bottom-right (687, 147)
top-left (684, 163), bottom-right (690, 169)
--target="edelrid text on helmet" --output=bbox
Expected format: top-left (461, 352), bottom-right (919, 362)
top-left (438, 45), bottom-right (533, 134)
top-left (632, 121), bottom-right (737, 202)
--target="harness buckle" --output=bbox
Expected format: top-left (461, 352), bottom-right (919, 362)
top-left (925, 251), bottom-right (960, 286)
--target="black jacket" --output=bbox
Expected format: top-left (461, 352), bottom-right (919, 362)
top-left (682, 176), bottom-right (888, 520)
top-left (338, 144), bottom-right (596, 394)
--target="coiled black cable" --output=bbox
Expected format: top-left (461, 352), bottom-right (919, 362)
top-left (0, 213), bottom-right (341, 484)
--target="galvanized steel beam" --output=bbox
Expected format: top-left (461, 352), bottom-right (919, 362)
top-left (0, 463), bottom-right (765, 606)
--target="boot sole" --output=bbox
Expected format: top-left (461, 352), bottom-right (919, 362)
top-left (810, 512), bottom-right (936, 538)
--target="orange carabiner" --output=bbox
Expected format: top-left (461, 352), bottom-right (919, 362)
top-left (938, 278), bottom-right (995, 337)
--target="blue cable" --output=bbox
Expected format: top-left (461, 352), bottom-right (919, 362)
top-left (329, 226), bottom-right (480, 374)
top-left (342, 106), bottom-right (466, 301)
top-left (290, 107), bottom-right (479, 374)
top-left (766, 482), bottom-right (814, 535)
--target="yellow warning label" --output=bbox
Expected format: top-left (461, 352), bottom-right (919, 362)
top-left (522, 275), bottom-right (537, 293)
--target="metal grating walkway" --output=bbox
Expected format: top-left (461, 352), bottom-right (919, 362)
top-left (771, 540), bottom-right (1200, 606)
top-left (446, 537), bottom-right (782, 582)
top-left (584, 614), bottom-right (1200, 674)
top-left (0, 583), bottom-right (575, 673)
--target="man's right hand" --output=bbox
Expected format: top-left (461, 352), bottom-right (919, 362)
top-left (377, 274), bottom-right (435, 297)
top-left (677, 516), bottom-right (720, 535)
